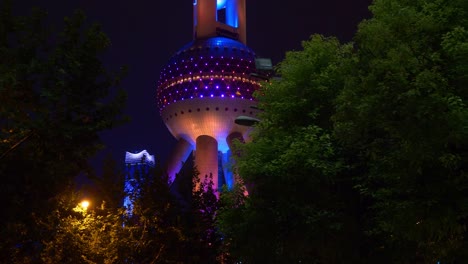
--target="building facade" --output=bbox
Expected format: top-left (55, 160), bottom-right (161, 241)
top-left (124, 150), bottom-right (155, 213)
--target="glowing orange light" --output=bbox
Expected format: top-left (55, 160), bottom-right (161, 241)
top-left (80, 200), bottom-right (90, 210)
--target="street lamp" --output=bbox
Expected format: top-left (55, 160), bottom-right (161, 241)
top-left (80, 200), bottom-right (90, 210)
top-left (74, 200), bottom-right (90, 214)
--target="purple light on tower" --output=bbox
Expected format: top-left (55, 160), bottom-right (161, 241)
top-left (157, 0), bottom-right (261, 193)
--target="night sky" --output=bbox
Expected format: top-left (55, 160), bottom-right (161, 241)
top-left (13, 0), bottom-right (372, 170)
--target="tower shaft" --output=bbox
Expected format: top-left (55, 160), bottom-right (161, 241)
top-left (194, 0), bottom-right (246, 44)
top-left (165, 138), bottom-right (193, 184)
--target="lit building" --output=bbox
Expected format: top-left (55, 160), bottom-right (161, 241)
top-left (157, 0), bottom-right (262, 192)
top-left (124, 150), bottom-right (155, 213)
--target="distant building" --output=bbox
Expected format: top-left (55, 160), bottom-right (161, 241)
top-left (124, 150), bottom-right (155, 213)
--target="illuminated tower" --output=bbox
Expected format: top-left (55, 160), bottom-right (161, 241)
top-left (157, 0), bottom-right (260, 192)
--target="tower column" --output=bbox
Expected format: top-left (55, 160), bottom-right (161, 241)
top-left (235, 0), bottom-right (246, 44)
top-left (226, 132), bottom-right (251, 194)
top-left (194, 0), bottom-right (217, 39)
top-left (165, 138), bottom-right (193, 185)
top-left (221, 132), bottom-right (244, 189)
top-left (226, 131), bottom-right (244, 156)
top-left (194, 135), bottom-right (218, 192)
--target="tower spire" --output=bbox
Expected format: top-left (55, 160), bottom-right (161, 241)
top-left (193, 0), bottom-right (246, 44)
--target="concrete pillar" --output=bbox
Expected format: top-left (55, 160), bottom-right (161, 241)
top-left (226, 132), bottom-right (244, 156)
top-left (194, 135), bottom-right (218, 192)
top-left (236, 0), bottom-right (247, 44)
top-left (226, 132), bottom-right (250, 194)
top-left (219, 151), bottom-right (233, 189)
top-left (224, 132), bottom-right (243, 187)
top-left (224, 132), bottom-right (252, 195)
top-left (165, 138), bottom-right (193, 185)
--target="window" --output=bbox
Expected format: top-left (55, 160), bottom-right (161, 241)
top-left (217, 8), bottom-right (227, 24)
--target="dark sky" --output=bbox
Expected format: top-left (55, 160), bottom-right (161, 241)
top-left (13, 0), bottom-right (372, 169)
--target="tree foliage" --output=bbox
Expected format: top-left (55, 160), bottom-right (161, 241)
top-left (218, 0), bottom-right (468, 263)
top-left (35, 159), bottom-right (223, 263)
top-left (0, 3), bottom-right (127, 261)
top-left (334, 0), bottom-right (468, 262)
top-left (187, 173), bottom-right (223, 263)
top-left (39, 194), bottom-right (131, 264)
top-left (218, 35), bottom-right (358, 263)
top-left (123, 164), bottom-right (185, 263)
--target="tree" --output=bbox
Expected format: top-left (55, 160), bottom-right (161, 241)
top-left (38, 160), bottom-right (183, 264)
top-left (39, 192), bottom-right (132, 264)
top-left (36, 158), bottom-right (179, 263)
top-left (37, 155), bottom-right (226, 263)
top-left (90, 153), bottom-right (127, 209)
top-left (218, 0), bottom-right (468, 262)
top-left (170, 161), bottom-right (224, 263)
top-left (0, 3), bottom-right (127, 260)
top-left (217, 35), bottom-right (360, 263)
top-left (124, 164), bottom-right (185, 263)
top-left (333, 0), bottom-right (468, 262)
top-left (186, 173), bottom-right (222, 263)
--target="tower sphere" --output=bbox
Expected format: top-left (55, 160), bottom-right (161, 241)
top-left (157, 37), bottom-right (260, 152)
top-left (157, 0), bottom-right (262, 190)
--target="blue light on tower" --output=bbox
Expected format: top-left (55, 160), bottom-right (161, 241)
top-left (216, 0), bottom-right (238, 28)
top-left (217, 0), bottom-right (227, 9)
